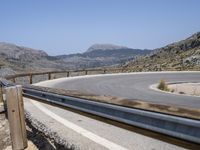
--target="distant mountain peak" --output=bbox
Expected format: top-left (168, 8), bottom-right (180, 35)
top-left (86, 43), bottom-right (128, 52)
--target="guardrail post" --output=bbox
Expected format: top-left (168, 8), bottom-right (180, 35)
top-left (5, 85), bottom-right (28, 150)
top-left (48, 73), bottom-right (51, 80)
top-left (85, 70), bottom-right (88, 75)
top-left (103, 69), bottom-right (106, 74)
top-left (30, 74), bottom-right (33, 84)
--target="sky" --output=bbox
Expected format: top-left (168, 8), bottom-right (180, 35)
top-left (0, 0), bottom-right (200, 55)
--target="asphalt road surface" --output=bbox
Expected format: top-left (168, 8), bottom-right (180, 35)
top-left (39, 71), bottom-right (200, 108)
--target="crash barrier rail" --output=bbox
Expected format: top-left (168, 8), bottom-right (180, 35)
top-left (24, 87), bottom-right (200, 144)
top-left (0, 67), bottom-right (200, 149)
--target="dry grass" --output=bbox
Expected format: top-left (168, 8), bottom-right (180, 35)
top-left (157, 80), bottom-right (170, 91)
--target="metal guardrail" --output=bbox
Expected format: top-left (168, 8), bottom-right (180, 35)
top-left (22, 87), bottom-right (200, 144)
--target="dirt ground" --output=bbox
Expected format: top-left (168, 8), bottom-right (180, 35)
top-left (0, 112), bottom-right (11, 150)
top-left (168, 83), bottom-right (200, 96)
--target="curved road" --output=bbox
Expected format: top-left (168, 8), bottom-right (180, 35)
top-left (25, 71), bottom-right (200, 150)
top-left (39, 71), bottom-right (200, 108)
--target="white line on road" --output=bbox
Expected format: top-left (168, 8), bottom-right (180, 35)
top-left (31, 100), bottom-right (129, 150)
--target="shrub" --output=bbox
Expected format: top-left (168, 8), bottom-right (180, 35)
top-left (157, 80), bottom-right (169, 91)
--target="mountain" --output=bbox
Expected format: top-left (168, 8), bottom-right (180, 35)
top-left (87, 44), bottom-right (128, 52)
top-left (1, 32), bottom-right (199, 75)
top-left (124, 32), bottom-right (200, 71)
top-left (0, 42), bottom-right (151, 73)
top-left (0, 42), bottom-right (68, 73)
top-left (0, 42), bottom-right (47, 59)
top-left (56, 44), bottom-right (151, 68)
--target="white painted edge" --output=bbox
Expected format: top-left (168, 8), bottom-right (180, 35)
top-left (34, 71), bottom-right (200, 87)
top-left (149, 83), bottom-right (200, 98)
top-left (31, 100), bottom-right (128, 150)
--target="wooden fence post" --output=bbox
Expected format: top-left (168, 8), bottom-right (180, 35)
top-left (48, 73), bottom-right (51, 80)
top-left (103, 69), bottom-right (106, 74)
top-left (6, 85), bottom-right (28, 150)
top-left (0, 85), bottom-right (3, 103)
top-left (85, 70), bottom-right (88, 75)
top-left (67, 71), bottom-right (70, 77)
top-left (30, 74), bottom-right (33, 84)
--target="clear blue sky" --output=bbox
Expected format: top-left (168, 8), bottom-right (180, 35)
top-left (0, 0), bottom-right (200, 55)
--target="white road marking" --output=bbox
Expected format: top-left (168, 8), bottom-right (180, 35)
top-left (31, 100), bottom-right (129, 150)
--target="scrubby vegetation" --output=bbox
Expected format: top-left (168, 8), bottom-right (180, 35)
top-left (157, 80), bottom-right (169, 91)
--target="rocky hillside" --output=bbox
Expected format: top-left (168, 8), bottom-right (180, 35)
top-left (124, 32), bottom-right (200, 71)
top-left (0, 42), bottom-right (68, 73)
top-left (0, 42), bottom-right (47, 59)
top-left (0, 42), bottom-right (150, 74)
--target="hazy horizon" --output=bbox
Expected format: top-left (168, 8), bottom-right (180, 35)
top-left (0, 0), bottom-right (200, 55)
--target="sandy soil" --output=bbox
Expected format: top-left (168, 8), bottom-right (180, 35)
top-left (168, 83), bottom-right (200, 96)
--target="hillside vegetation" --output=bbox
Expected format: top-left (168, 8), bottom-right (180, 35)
top-left (124, 32), bottom-right (200, 71)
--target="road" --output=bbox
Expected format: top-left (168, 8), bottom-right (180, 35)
top-left (38, 71), bottom-right (200, 108)
top-left (24, 71), bottom-right (200, 150)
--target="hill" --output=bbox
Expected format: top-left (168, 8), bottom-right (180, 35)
top-left (0, 42), bottom-right (150, 74)
top-left (57, 44), bottom-right (151, 68)
top-left (124, 32), bottom-right (200, 71)
top-left (0, 42), bottom-right (69, 73)
top-left (86, 44), bottom-right (128, 52)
